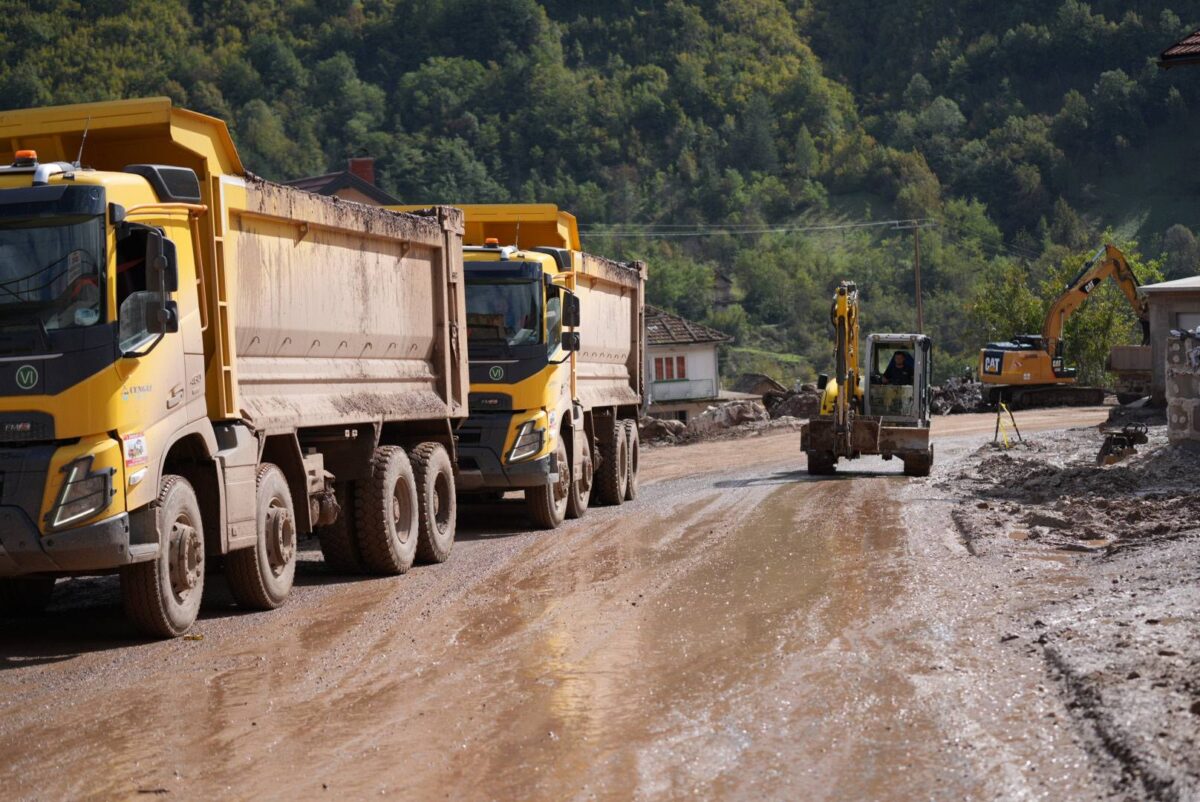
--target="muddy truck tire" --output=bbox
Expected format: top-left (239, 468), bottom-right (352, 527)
top-left (594, 417), bottom-right (628, 506)
top-left (355, 446), bottom-right (419, 575)
top-left (226, 464), bottom-right (297, 610)
top-left (0, 575), bottom-right (56, 615)
top-left (526, 436), bottom-right (570, 530)
top-left (566, 429), bottom-right (592, 520)
top-left (623, 419), bottom-right (640, 501)
top-left (120, 475), bottom-right (205, 638)
top-left (806, 451), bottom-right (836, 476)
top-left (316, 482), bottom-right (362, 574)
top-left (412, 442), bottom-right (456, 564)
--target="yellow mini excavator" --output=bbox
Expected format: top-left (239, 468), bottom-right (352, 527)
top-left (979, 243), bottom-right (1149, 408)
top-left (801, 281), bottom-right (934, 476)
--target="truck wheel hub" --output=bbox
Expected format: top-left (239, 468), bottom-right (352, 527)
top-left (169, 522), bottom-right (202, 595)
top-left (266, 508), bottom-right (295, 574)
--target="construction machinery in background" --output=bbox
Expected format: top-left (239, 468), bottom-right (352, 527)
top-left (392, 204), bottom-right (645, 530)
top-left (0, 98), bottom-right (469, 636)
top-left (979, 243), bottom-right (1150, 408)
top-left (801, 281), bottom-right (934, 476)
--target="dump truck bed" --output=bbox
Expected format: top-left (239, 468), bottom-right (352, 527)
top-left (221, 179), bottom-right (467, 434)
top-left (575, 252), bottom-right (644, 412)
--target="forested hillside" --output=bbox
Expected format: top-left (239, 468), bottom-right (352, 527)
top-left (2, 0), bottom-right (1198, 383)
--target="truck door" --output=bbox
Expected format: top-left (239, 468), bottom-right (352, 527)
top-left (114, 223), bottom-right (188, 505)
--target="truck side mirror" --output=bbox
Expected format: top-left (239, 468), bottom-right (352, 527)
top-left (561, 331), bottom-right (580, 352)
top-left (147, 300), bottom-right (180, 335)
top-left (562, 292), bottom-right (581, 328)
top-left (146, 229), bottom-right (179, 293)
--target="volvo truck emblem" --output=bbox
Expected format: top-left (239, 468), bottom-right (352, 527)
top-left (15, 365), bottom-right (37, 390)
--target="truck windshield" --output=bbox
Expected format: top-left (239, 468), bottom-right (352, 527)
top-left (466, 280), bottom-right (542, 347)
top-left (0, 215), bottom-right (105, 331)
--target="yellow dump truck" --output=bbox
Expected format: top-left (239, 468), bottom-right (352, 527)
top-left (393, 204), bottom-right (645, 529)
top-left (0, 98), bottom-right (468, 636)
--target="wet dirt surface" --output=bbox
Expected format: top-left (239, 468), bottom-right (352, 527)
top-left (0, 408), bottom-right (1121, 800)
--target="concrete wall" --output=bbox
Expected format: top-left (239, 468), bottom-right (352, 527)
top-left (1148, 291), bottom-right (1200, 404)
top-left (1166, 332), bottom-right (1200, 445)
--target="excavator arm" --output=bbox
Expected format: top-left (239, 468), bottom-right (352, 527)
top-left (819, 282), bottom-right (862, 433)
top-left (1041, 243), bottom-right (1149, 360)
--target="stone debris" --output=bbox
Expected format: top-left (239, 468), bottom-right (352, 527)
top-left (638, 416), bottom-right (688, 443)
top-left (640, 399), bottom-right (805, 446)
top-left (930, 376), bottom-right (984, 415)
top-left (687, 400), bottom-right (770, 436)
top-left (764, 387), bottom-right (821, 419)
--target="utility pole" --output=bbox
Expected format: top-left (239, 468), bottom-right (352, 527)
top-left (913, 226), bottom-right (924, 334)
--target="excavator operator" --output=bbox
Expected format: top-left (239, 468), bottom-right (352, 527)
top-left (882, 351), bottom-right (914, 385)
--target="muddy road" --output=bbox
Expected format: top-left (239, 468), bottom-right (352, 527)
top-left (1, 408), bottom-right (1113, 800)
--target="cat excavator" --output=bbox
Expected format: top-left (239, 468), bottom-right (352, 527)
top-left (801, 281), bottom-right (934, 476)
top-left (979, 243), bottom-right (1149, 408)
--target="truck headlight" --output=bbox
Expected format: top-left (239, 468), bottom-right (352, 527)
top-left (508, 421), bottom-right (545, 463)
top-left (46, 456), bottom-right (115, 529)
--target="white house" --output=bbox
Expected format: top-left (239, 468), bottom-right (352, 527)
top-left (644, 305), bottom-right (753, 421)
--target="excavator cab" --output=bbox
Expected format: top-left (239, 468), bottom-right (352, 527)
top-left (864, 334), bottom-right (933, 422)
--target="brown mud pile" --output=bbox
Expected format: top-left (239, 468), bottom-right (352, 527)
top-left (940, 425), bottom-right (1200, 800)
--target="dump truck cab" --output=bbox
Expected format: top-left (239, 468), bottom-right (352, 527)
top-left (0, 148), bottom-right (206, 583)
top-left (459, 240), bottom-right (580, 492)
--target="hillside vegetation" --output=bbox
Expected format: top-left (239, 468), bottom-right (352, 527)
top-left (2, 0), bottom-right (1198, 384)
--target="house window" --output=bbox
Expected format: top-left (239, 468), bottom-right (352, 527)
top-left (654, 354), bottom-right (688, 381)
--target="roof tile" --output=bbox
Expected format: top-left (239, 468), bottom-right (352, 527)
top-left (645, 304), bottom-right (731, 346)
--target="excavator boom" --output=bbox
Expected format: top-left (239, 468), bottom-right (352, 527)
top-left (1041, 243), bottom-right (1149, 358)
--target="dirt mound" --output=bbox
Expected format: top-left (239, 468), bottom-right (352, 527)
top-left (947, 427), bottom-right (1200, 551)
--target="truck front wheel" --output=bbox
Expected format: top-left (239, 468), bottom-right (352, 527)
top-left (226, 464), bottom-right (297, 610)
top-left (412, 442), bottom-right (456, 564)
top-left (120, 475), bottom-right (205, 638)
top-left (0, 576), bottom-right (55, 615)
top-left (594, 418), bottom-right (628, 506)
top-left (356, 446), bottom-right (419, 575)
top-left (526, 436), bottom-right (570, 529)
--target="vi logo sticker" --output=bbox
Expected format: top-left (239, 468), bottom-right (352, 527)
top-left (15, 364), bottom-right (38, 390)
top-left (489, 365), bottom-right (504, 381)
